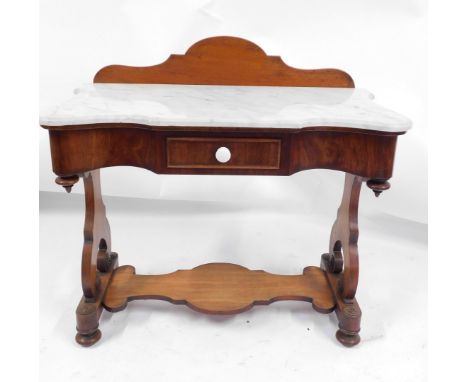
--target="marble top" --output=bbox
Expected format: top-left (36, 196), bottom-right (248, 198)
top-left (40, 84), bottom-right (411, 132)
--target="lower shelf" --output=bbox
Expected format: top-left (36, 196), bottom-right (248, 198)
top-left (102, 263), bottom-right (336, 315)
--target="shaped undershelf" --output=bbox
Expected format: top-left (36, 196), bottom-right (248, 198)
top-left (102, 263), bottom-right (336, 315)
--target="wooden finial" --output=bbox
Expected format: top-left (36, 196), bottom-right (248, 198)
top-left (55, 175), bottom-right (79, 193)
top-left (366, 179), bottom-right (390, 197)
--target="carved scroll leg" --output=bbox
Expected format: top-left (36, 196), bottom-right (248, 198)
top-left (321, 173), bottom-right (362, 347)
top-left (69, 170), bottom-right (118, 346)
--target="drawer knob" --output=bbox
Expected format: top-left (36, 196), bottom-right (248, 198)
top-left (215, 147), bottom-right (231, 163)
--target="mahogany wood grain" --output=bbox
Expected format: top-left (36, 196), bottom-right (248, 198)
top-left (319, 173), bottom-right (363, 346)
top-left (94, 36), bottom-right (354, 88)
top-left (320, 257), bottom-right (361, 347)
top-left (167, 137), bottom-right (281, 169)
top-left (328, 173), bottom-right (362, 301)
top-left (103, 263), bottom-right (335, 314)
top-left (289, 130), bottom-right (398, 179)
top-left (81, 170), bottom-right (113, 298)
top-left (41, 36), bottom-right (405, 347)
top-left (76, 252), bottom-right (118, 346)
top-left (47, 127), bottom-right (398, 179)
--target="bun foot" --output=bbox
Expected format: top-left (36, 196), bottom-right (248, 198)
top-left (75, 329), bottom-right (102, 347)
top-left (336, 329), bottom-right (360, 347)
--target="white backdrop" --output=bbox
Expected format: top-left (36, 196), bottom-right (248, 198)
top-left (40, 0), bottom-right (427, 223)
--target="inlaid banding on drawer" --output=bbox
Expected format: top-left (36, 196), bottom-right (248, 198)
top-left (166, 137), bottom-right (281, 169)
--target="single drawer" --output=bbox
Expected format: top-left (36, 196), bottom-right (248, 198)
top-left (166, 137), bottom-right (281, 169)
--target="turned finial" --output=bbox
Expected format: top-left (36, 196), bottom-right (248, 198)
top-left (55, 175), bottom-right (79, 193)
top-left (366, 179), bottom-right (390, 197)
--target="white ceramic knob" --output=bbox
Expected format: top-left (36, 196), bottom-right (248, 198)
top-left (215, 147), bottom-right (231, 163)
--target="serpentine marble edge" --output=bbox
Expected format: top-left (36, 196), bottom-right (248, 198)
top-left (40, 84), bottom-right (412, 132)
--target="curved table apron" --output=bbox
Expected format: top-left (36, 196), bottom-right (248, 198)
top-left (40, 36), bottom-right (410, 348)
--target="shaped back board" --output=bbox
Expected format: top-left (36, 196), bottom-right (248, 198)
top-left (94, 36), bottom-right (354, 88)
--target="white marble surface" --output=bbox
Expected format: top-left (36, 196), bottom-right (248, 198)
top-left (40, 84), bottom-right (411, 132)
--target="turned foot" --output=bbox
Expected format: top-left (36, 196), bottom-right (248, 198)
top-left (336, 329), bottom-right (360, 347)
top-left (75, 251), bottom-right (118, 347)
top-left (366, 179), bottom-right (390, 197)
top-left (75, 329), bottom-right (102, 347)
top-left (323, 271), bottom-right (362, 348)
top-left (55, 175), bottom-right (79, 193)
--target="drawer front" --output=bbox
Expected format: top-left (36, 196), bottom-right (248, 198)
top-left (166, 137), bottom-right (281, 170)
